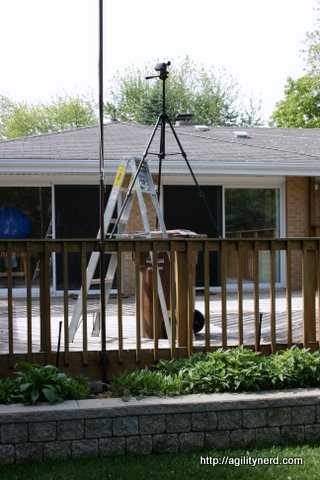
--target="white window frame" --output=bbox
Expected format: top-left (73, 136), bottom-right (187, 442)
top-left (223, 182), bottom-right (286, 288)
top-left (162, 175), bottom-right (286, 290)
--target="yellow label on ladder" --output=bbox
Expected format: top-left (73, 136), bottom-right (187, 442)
top-left (113, 163), bottom-right (126, 188)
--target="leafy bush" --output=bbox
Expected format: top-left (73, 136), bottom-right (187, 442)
top-left (0, 378), bottom-right (16, 404)
top-left (0, 363), bottom-right (90, 405)
top-left (110, 347), bottom-right (320, 398)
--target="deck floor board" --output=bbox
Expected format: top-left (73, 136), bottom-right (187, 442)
top-left (0, 289), bottom-right (308, 354)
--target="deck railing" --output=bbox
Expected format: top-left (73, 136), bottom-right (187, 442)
top-left (0, 238), bottom-right (319, 378)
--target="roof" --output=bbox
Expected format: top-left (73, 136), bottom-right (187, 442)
top-left (1, 122), bottom-right (320, 176)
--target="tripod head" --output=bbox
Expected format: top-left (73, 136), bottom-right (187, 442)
top-left (145, 61), bottom-right (171, 81)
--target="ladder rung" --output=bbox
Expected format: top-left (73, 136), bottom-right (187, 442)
top-left (118, 220), bottom-right (128, 225)
top-left (109, 218), bottom-right (127, 224)
top-left (91, 278), bottom-right (113, 285)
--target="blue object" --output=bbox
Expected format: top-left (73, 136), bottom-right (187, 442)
top-left (0, 207), bottom-right (32, 239)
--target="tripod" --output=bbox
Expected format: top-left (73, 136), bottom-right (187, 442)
top-left (110, 61), bottom-right (219, 237)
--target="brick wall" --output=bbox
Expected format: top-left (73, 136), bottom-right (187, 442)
top-left (0, 390), bottom-right (319, 464)
top-left (286, 177), bottom-right (311, 289)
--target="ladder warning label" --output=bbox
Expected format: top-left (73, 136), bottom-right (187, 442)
top-left (113, 164), bottom-right (126, 187)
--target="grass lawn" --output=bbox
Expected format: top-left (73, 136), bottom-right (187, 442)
top-left (1, 445), bottom-right (319, 480)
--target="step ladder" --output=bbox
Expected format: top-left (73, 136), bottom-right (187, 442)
top-left (68, 157), bottom-right (171, 343)
top-left (32, 219), bottom-right (53, 283)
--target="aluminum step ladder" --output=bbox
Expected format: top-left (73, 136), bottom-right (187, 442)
top-left (68, 157), bottom-right (171, 343)
top-left (32, 219), bottom-right (53, 283)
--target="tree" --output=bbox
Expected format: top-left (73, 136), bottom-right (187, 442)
top-left (0, 96), bottom-right (15, 132)
top-left (271, 75), bottom-right (320, 128)
top-left (105, 58), bottom-right (260, 127)
top-left (271, 0), bottom-right (320, 127)
top-left (0, 95), bottom-right (97, 140)
top-left (238, 97), bottom-right (263, 128)
top-left (303, 0), bottom-right (320, 74)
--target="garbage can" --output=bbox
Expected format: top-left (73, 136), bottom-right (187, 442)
top-left (139, 252), bottom-right (170, 339)
top-left (137, 231), bottom-right (205, 344)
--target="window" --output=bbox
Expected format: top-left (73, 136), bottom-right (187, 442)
top-left (0, 187), bottom-right (51, 288)
top-left (225, 188), bottom-right (281, 283)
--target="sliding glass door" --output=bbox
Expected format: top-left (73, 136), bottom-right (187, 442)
top-left (225, 188), bottom-right (281, 283)
top-left (0, 187), bottom-right (51, 288)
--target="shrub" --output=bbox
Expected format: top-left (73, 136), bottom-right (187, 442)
top-left (0, 363), bottom-right (90, 405)
top-left (110, 346), bottom-right (320, 397)
top-left (0, 378), bottom-right (16, 404)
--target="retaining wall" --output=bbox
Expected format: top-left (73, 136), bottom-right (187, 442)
top-left (1, 389), bottom-right (320, 464)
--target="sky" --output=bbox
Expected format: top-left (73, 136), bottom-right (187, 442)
top-left (0, 0), bottom-right (317, 123)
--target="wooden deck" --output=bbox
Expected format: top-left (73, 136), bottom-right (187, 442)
top-left (0, 289), bottom-right (307, 354)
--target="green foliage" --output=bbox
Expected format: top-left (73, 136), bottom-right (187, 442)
top-left (0, 378), bottom-right (16, 404)
top-left (0, 95), bottom-right (97, 140)
top-left (238, 97), bottom-right (263, 127)
top-left (0, 363), bottom-right (89, 405)
top-left (0, 95), bottom-right (15, 131)
top-left (271, 75), bottom-right (320, 128)
top-left (0, 60), bottom-right (263, 138)
top-left (110, 347), bottom-right (320, 398)
top-left (271, 1), bottom-right (320, 127)
top-left (302, 0), bottom-right (320, 74)
top-left (105, 58), bottom-right (262, 127)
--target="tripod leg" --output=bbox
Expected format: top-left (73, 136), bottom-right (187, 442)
top-left (157, 157), bottom-right (163, 201)
top-left (110, 115), bottom-right (164, 237)
top-left (157, 114), bottom-right (166, 199)
top-left (142, 114), bottom-right (164, 158)
top-left (166, 115), bottom-right (220, 236)
top-left (156, 115), bottom-right (166, 229)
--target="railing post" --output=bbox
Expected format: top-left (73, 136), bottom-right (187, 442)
top-left (26, 242), bottom-right (33, 361)
top-left (135, 242), bottom-right (141, 363)
top-left (117, 244), bottom-right (123, 363)
top-left (170, 241), bottom-right (177, 358)
top-left (81, 242), bottom-right (88, 366)
top-left (237, 241), bottom-right (244, 346)
top-left (270, 242), bottom-right (276, 353)
top-left (253, 241), bottom-right (260, 351)
top-left (175, 241), bottom-right (188, 347)
top-left (187, 242), bottom-right (195, 357)
top-left (39, 243), bottom-right (51, 354)
top-left (220, 241), bottom-right (227, 349)
top-left (302, 241), bottom-right (317, 350)
top-left (7, 244), bottom-right (14, 367)
top-left (63, 242), bottom-right (69, 366)
top-left (152, 242), bottom-right (159, 361)
top-left (204, 240), bottom-right (210, 351)
top-left (286, 241), bottom-right (293, 347)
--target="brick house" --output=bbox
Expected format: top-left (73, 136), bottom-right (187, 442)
top-left (0, 122), bottom-right (319, 294)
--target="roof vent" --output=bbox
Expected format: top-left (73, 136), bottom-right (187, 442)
top-left (234, 130), bottom-right (250, 139)
top-left (105, 117), bottom-right (118, 124)
top-left (194, 125), bottom-right (210, 132)
top-left (175, 113), bottom-right (193, 126)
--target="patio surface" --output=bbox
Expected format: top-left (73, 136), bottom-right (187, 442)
top-left (0, 289), bottom-right (307, 354)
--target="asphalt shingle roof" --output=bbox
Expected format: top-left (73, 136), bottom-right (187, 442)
top-left (1, 122), bottom-right (320, 176)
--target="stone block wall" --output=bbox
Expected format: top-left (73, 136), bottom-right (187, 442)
top-left (0, 389), bottom-right (320, 464)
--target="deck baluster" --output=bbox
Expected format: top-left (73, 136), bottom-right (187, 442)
top-left (63, 243), bottom-right (69, 365)
top-left (204, 241), bottom-right (211, 351)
